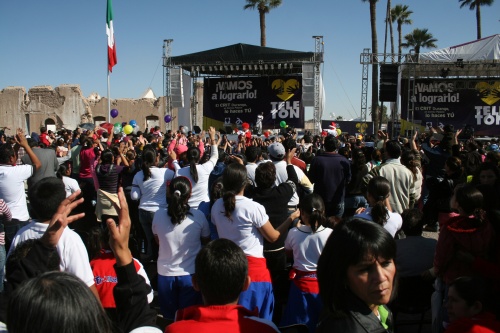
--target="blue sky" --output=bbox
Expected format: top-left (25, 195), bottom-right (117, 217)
top-left (0, 0), bottom-right (498, 121)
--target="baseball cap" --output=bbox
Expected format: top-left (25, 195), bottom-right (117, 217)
top-left (268, 142), bottom-right (285, 160)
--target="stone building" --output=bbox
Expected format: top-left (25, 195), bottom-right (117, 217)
top-left (0, 84), bottom-right (204, 136)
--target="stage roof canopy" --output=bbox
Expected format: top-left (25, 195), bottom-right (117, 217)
top-left (402, 34), bottom-right (500, 78)
top-left (170, 43), bottom-right (316, 76)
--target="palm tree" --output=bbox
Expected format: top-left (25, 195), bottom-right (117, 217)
top-left (459, 0), bottom-right (494, 40)
top-left (243, 0), bottom-right (282, 47)
top-left (402, 28), bottom-right (438, 60)
top-left (362, 0), bottom-right (381, 130)
top-left (391, 4), bottom-right (413, 63)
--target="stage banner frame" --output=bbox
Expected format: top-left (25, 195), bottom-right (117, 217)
top-left (203, 76), bottom-right (304, 130)
top-left (401, 78), bottom-right (500, 136)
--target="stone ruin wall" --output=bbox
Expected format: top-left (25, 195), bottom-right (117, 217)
top-left (0, 84), bottom-right (195, 135)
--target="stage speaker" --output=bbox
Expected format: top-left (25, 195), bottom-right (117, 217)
top-left (302, 63), bottom-right (315, 107)
top-left (170, 67), bottom-right (184, 108)
top-left (379, 64), bottom-right (398, 102)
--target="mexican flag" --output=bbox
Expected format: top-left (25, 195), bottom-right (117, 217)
top-left (106, 0), bottom-right (117, 72)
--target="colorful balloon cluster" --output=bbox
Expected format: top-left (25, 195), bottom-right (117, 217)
top-left (109, 109), bottom-right (141, 135)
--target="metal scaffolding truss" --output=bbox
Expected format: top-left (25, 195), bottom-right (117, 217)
top-left (313, 36), bottom-right (324, 134)
top-left (163, 39), bottom-right (173, 131)
top-left (360, 48), bottom-right (370, 123)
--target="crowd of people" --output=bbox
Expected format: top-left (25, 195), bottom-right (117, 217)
top-left (0, 122), bottom-right (499, 333)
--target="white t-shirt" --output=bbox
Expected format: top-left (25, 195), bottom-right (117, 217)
top-left (211, 196), bottom-right (269, 258)
top-left (9, 220), bottom-right (95, 287)
top-left (62, 176), bottom-right (80, 198)
top-left (355, 207), bottom-right (403, 238)
top-left (285, 224), bottom-right (332, 272)
top-left (131, 167), bottom-right (174, 212)
top-left (174, 145), bottom-right (218, 209)
top-left (246, 163), bottom-right (258, 184)
top-left (274, 160), bottom-right (307, 206)
top-left (152, 208), bottom-right (210, 276)
top-left (0, 164), bottom-right (33, 221)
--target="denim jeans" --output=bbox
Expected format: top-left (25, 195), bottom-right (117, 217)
top-left (138, 209), bottom-right (158, 260)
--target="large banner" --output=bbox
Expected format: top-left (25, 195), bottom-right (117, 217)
top-left (401, 79), bottom-right (500, 136)
top-left (203, 76), bottom-right (304, 130)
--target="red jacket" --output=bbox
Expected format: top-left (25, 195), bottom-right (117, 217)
top-left (165, 304), bottom-right (279, 333)
top-left (434, 215), bottom-right (494, 284)
top-left (445, 312), bottom-right (500, 333)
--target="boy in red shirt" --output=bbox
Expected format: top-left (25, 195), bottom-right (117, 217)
top-left (166, 239), bottom-right (279, 333)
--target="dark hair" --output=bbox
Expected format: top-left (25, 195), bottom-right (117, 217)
top-left (446, 156), bottom-right (463, 175)
top-left (282, 138), bottom-right (297, 152)
top-left (0, 143), bottom-right (15, 164)
top-left (40, 126), bottom-right (47, 133)
top-left (56, 162), bottom-right (70, 179)
top-left (255, 162), bottom-right (276, 189)
top-left (454, 185), bottom-right (484, 225)
top-left (222, 163), bottom-right (247, 219)
top-left (401, 208), bottom-right (424, 236)
top-left (476, 162), bottom-right (500, 183)
top-left (385, 140), bottom-right (402, 159)
top-left (167, 176), bottom-right (192, 225)
top-left (299, 193), bottom-right (327, 233)
top-left (245, 146), bottom-right (261, 163)
top-left (195, 239), bottom-right (248, 305)
top-left (449, 276), bottom-right (489, 309)
top-left (367, 176), bottom-right (391, 227)
top-left (324, 135), bottom-right (338, 152)
top-left (100, 149), bottom-right (114, 165)
top-left (28, 178), bottom-right (66, 221)
top-left (7, 271), bottom-right (113, 333)
top-left (401, 149), bottom-right (419, 178)
top-left (317, 218), bottom-right (397, 316)
top-left (141, 148), bottom-right (157, 181)
top-left (210, 177), bottom-right (224, 206)
top-left (186, 147), bottom-right (201, 183)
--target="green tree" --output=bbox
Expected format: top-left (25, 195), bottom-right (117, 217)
top-left (459, 0), bottom-right (494, 40)
top-left (402, 28), bottom-right (438, 60)
top-left (391, 4), bottom-right (413, 63)
top-left (362, 0), bottom-right (381, 130)
top-left (243, 0), bottom-right (282, 47)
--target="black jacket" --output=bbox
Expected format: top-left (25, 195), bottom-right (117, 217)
top-left (317, 291), bottom-right (394, 333)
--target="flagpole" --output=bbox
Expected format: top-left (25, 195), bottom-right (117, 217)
top-left (107, 70), bottom-right (111, 123)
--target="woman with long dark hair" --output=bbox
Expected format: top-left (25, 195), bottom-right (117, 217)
top-left (316, 219), bottom-right (397, 332)
top-left (152, 177), bottom-right (210, 321)
top-left (173, 127), bottom-right (218, 209)
top-left (355, 176), bottom-right (402, 238)
top-left (210, 162), bottom-right (297, 321)
top-left (131, 146), bottom-right (174, 261)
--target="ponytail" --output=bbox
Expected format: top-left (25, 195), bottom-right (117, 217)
top-left (142, 148), bottom-right (156, 181)
top-left (299, 193), bottom-right (327, 233)
top-left (167, 177), bottom-right (192, 225)
top-left (309, 208), bottom-right (327, 233)
top-left (187, 147), bottom-right (200, 183)
top-left (56, 164), bottom-right (67, 179)
top-left (371, 201), bottom-right (389, 226)
top-left (223, 191), bottom-right (236, 219)
top-left (367, 176), bottom-right (391, 226)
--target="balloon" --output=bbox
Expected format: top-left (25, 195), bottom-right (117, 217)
top-left (132, 125), bottom-right (140, 135)
top-left (264, 131), bottom-right (270, 138)
top-left (121, 122), bottom-right (127, 127)
top-left (113, 126), bottom-right (122, 135)
top-left (110, 109), bottom-right (119, 118)
top-left (129, 120), bottom-right (137, 127)
top-left (336, 128), bottom-right (342, 136)
top-left (164, 115), bottom-right (172, 123)
top-left (279, 121), bottom-right (286, 128)
top-left (123, 125), bottom-right (133, 135)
